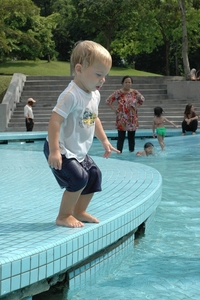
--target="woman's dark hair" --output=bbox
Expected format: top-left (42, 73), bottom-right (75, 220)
top-left (154, 106), bottom-right (164, 117)
top-left (184, 103), bottom-right (193, 115)
top-left (121, 76), bottom-right (133, 84)
top-left (144, 142), bottom-right (154, 149)
top-left (184, 103), bottom-right (197, 117)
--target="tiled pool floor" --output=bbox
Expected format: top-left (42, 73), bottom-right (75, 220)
top-left (1, 131), bottom-right (200, 300)
top-left (0, 135), bottom-right (161, 299)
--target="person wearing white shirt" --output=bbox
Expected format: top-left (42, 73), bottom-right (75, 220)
top-left (24, 98), bottom-right (36, 131)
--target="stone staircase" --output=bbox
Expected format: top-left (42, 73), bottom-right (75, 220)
top-left (7, 75), bottom-right (194, 132)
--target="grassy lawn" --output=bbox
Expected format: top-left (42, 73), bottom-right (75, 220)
top-left (0, 60), bottom-right (161, 102)
top-left (0, 76), bottom-right (12, 103)
top-left (0, 60), bottom-right (161, 76)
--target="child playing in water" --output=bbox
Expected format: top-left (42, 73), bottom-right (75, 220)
top-left (136, 142), bottom-right (154, 156)
top-left (152, 106), bottom-right (178, 150)
top-left (44, 40), bottom-right (120, 228)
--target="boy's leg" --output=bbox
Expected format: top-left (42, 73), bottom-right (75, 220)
top-left (157, 135), bottom-right (165, 150)
top-left (73, 193), bottom-right (99, 223)
top-left (56, 189), bottom-right (85, 228)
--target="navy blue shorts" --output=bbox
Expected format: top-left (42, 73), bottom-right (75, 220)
top-left (43, 140), bottom-right (102, 194)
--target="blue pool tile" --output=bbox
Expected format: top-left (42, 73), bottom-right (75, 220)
top-left (66, 253), bottom-right (73, 267)
top-left (30, 254), bottom-right (39, 269)
top-left (30, 268), bottom-right (38, 285)
top-left (66, 240), bottom-right (72, 254)
top-left (60, 257), bottom-right (67, 270)
top-left (11, 260), bottom-right (21, 276)
top-left (46, 262), bottom-right (54, 278)
top-left (60, 244), bottom-right (67, 257)
top-left (83, 245), bottom-right (89, 259)
top-left (46, 248), bottom-right (53, 263)
top-left (39, 252), bottom-right (47, 266)
top-left (92, 240), bottom-right (98, 253)
top-left (21, 272), bottom-right (30, 288)
top-left (53, 246), bottom-right (61, 260)
top-left (38, 265), bottom-right (46, 281)
top-left (21, 257), bottom-right (30, 273)
top-left (78, 234), bottom-right (84, 248)
top-left (0, 278), bottom-right (11, 295)
top-left (11, 275), bottom-right (21, 291)
top-left (88, 244), bottom-right (94, 257)
top-left (0, 263), bottom-right (11, 280)
top-left (77, 248), bottom-right (83, 261)
top-left (72, 251), bottom-right (78, 265)
top-left (88, 230), bottom-right (94, 242)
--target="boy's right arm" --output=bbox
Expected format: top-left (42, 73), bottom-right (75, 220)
top-left (48, 112), bottom-right (64, 170)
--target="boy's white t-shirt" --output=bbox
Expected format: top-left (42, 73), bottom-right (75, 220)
top-left (51, 81), bottom-right (100, 162)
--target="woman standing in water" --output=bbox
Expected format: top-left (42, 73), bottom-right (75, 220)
top-left (106, 76), bottom-right (145, 153)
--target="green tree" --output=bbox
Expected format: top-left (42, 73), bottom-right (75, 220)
top-left (178, 0), bottom-right (190, 77)
top-left (0, 0), bottom-right (59, 61)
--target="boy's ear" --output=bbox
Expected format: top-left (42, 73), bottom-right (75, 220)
top-left (75, 64), bottom-right (82, 74)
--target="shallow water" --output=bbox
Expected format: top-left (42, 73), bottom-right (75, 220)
top-left (2, 135), bottom-right (200, 300)
top-left (70, 135), bottom-right (200, 300)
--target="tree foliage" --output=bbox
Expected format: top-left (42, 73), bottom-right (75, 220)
top-left (0, 0), bottom-right (59, 61)
top-left (1, 0), bottom-right (200, 75)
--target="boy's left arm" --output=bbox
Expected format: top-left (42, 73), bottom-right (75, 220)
top-left (95, 117), bottom-right (120, 158)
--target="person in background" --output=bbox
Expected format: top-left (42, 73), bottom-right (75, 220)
top-left (136, 142), bottom-right (154, 156)
top-left (43, 40), bottom-right (120, 228)
top-left (24, 98), bottom-right (36, 131)
top-left (190, 68), bottom-right (197, 81)
top-left (106, 76), bottom-right (145, 153)
top-left (153, 106), bottom-right (178, 150)
top-left (182, 104), bottom-right (198, 135)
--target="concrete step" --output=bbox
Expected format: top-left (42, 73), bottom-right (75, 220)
top-left (20, 90), bottom-right (168, 97)
top-left (24, 83), bottom-right (168, 90)
top-left (26, 75), bottom-right (184, 82)
top-left (20, 94), bottom-right (171, 101)
top-left (7, 75), bottom-right (196, 132)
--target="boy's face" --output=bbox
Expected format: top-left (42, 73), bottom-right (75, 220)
top-left (74, 61), bottom-right (111, 93)
top-left (145, 146), bottom-right (153, 155)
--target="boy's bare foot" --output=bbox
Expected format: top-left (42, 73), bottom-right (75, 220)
top-left (56, 215), bottom-right (84, 228)
top-left (192, 132), bottom-right (196, 135)
top-left (74, 211), bottom-right (100, 223)
top-left (181, 133), bottom-right (185, 136)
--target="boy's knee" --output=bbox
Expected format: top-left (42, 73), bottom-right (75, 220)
top-left (90, 166), bottom-right (102, 180)
top-left (87, 167), bottom-right (102, 187)
top-left (70, 169), bottom-right (89, 190)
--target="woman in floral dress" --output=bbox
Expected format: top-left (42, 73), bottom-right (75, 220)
top-left (106, 76), bottom-right (145, 153)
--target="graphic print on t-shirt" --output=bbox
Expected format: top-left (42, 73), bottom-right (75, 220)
top-left (79, 108), bottom-right (97, 128)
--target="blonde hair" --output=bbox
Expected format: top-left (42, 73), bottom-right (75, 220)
top-left (70, 40), bottom-right (112, 73)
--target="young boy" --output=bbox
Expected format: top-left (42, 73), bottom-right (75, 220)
top-left (44, 40), bottom-right (120, 228)
top-left (136, 142), bottom-right (154, 156)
